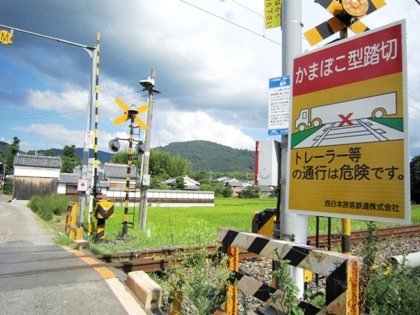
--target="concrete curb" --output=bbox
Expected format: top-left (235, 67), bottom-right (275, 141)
top-left (127, 271), bottom-right (162, 312)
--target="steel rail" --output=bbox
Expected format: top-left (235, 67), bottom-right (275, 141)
top-left (98, 224), bottom-right (420, 273)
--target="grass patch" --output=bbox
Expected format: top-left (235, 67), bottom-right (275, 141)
top-left (411, 204), bottom-right (420, 223)
top-left (84, 198), bottom-right (418, 252)
top-left (88, 198), bottom-right (277, 251)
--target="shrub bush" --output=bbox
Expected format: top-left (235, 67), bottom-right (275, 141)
top-left (28, 194), bottom-right (73, 221)
top-left (160, 247), bottom-right (232, 314)
top-left (238, 186), bottom-right (260, 198)
top-left (365, 259), bottom-right (420, 314)
top-left (360, 222), bottom-right (420, 314)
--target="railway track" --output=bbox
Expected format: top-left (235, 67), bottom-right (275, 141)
top-left (309, 223), bottom-right (420, 249)
top-left (97, 224), bottom-right (420, 273)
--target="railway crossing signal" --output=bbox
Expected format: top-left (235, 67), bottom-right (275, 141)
top-left (111, 96), bottom-right (149, 238)
top-left (304, 0), bottom-right (387, 46)
top-left (113, 97), bottom-right (149, 130)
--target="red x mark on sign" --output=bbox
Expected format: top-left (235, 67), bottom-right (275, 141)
top-left (338, 113), bottom-right (353, 127)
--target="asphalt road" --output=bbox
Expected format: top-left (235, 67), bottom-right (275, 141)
top-left (0, 195), bottom-right (145, 315)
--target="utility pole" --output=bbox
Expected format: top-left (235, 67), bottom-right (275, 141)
top-left (280, 0), bottom-right (308, 297)
top-left (139, 69), bottom-right (159, 230)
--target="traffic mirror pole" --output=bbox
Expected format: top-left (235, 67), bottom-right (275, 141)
top-left (0, 23), bottom-right (97, 231)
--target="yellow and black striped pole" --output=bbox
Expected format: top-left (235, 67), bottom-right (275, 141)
top-left (91, 33), bottom-right (100, 237)
top-left (92, 33), bottom-right (107, 243)
top-left (225, 245), bottom-right (239, 314)
top-left (121, 108), bottom-right (138, 237)
top-left (339, 25), bottom-right (351, 255)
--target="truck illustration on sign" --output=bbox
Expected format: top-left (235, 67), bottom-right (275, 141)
top-left (295, 92), bottom-right (397, 132)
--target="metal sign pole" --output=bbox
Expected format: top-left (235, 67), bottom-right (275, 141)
top-left (280, 0), bottom-right (308, 297)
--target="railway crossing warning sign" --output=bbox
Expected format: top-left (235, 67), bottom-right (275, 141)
top-left (304, 0), bottom-right (387, 46)
top-left (113, 97), bottom-right (148, 130)
top-left (288, 21), bottom-right (410, 224)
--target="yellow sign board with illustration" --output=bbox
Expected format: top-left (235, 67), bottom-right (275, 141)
top-left (0, 30), bottom-right (13, 45)
top-left (288, 21), bottom-right (410, 224)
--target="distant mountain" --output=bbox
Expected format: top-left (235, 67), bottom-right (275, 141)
top-left (37, 148), bottom-right (114, 165)
top-left (0, 141), bottom-right (9, 159)
top-left (0, 142), bottom-right (114, 165)
top-left (155, 140), bottom-right (255, 173)
top-left (1, 140), bottom-right (255, 173)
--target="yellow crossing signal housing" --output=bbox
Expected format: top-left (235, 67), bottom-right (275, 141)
top-left (304, 0), bottom-right (386, 46)
top-left (113, 97), bottom-right (148, 130)
top-left (95, 200), bottom-right (115, 219)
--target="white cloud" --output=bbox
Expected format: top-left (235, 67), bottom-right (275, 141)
top-left (2, 0), bottom-right (420, 158)
top-left (27, 89), bottom-right (87, 115)
top-left (24, 124), bottom-right (85, 148)
top-left (153, 109), bottom-right (255, 150)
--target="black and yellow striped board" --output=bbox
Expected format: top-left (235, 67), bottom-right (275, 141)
top-left (305, 0), bottom-right (387, 46)
top-left (231, 271), bottom-right (320, 313)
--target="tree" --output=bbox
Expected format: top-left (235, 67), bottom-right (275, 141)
top-left (149, 150), bottom-right (192, 188)
top-left (110, 150), bottom-right (129, 164)
top-left (174, 177), bottom-right (185, 190)
top-left (6, 136), bottom-right (20, 175)
top-left (109, 149), bottom-right (192, 189)
top-left (1, 136), bottom-right (20, 195)
top-left (410, 155), bottom-right (420, 203)
top-left (149, 150), bottom-right (171, 180)
top-left (43, 150), bottom-right (56, 157)
top-left (238, 185), bottom-right (260, 198)
top-left (61, 145), bottom-right (81, 173)
top-left (169, 154), bottom-right (192, 177)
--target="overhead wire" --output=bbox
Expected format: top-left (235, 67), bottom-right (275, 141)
top-left (0, 90), bottom-right (147, 121)
top-left (231, 0), bottom-right (264, 18)
top-left (179, 0), bottom-right (281, 46)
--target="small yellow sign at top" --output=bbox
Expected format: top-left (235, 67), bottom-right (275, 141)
top-left (0, 30), bottom-right (13, 45)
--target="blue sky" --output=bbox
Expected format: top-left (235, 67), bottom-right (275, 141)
top-left (0, 0), bottom-right (419, 157)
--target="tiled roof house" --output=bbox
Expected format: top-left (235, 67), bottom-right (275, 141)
top-left (104, 163), bottom-right (139, 191)
top-left (58, 159), bottom-right (108, 196)
top-left (13, 154), bottom-right (62, 200)
top-left (163, 175), bottom-right (200, 190)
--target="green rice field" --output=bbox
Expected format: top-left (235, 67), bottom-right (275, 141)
top-left (86, 198), bottom-right (420, 253)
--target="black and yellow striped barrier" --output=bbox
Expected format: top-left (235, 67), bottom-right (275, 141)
top-left (252, 209), bottom-right (313, 283)
top-left (65, 202), bottom-right (82, 240)
top-left (94, 199), bottom-right (114, 243)
top-left (219, 227), bottom-right (359, 314)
